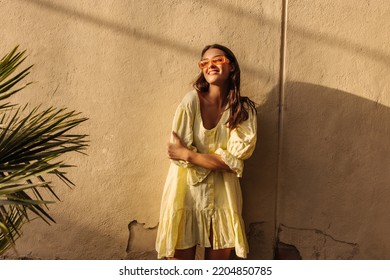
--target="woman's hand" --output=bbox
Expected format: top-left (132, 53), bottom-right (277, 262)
top-left (167, 131), bottom-right (190, 161)
top-left (168, 132), bottom-right (233, 173)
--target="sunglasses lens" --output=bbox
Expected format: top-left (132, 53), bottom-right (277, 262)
top-left (198, 55), bottom-right (228, 69)
top-left (199, 60), bottom-right (209, 69)
top-left (212, 56), bottom-right (225, 65)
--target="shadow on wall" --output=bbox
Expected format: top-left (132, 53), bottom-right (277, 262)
top-left (238, 86), bottom-right (280, 260)
top-left (15, 0), bottom-right (267, 79)
top-left (19, 0), bottom-right (389, 78)
top-left (276, 82), bottom-right (390, 260)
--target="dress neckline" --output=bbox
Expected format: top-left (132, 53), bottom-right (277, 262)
top-left (195, 91), bottom-right (228, 131)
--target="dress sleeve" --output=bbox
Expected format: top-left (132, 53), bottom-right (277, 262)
top-left (170, 103), bottom-right (211, 185)
top-left (215, 111), bottom-right (257, 177)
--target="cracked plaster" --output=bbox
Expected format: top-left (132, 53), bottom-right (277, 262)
top-left (278, 224), bottom-right (359, 260)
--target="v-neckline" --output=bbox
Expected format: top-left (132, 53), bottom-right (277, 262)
top-left (196, 91), bottom-right (228, 131)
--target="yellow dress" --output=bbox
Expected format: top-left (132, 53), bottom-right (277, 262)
top-left (155, 90), bottom-right (257, 259)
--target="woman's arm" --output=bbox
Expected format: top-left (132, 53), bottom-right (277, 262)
top-left (168, 132), bottom-right (233, 172)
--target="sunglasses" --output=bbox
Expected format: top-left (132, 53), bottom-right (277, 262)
top-left (198, 55), bottom-right (230, 69)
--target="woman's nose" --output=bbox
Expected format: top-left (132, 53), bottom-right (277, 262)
top-left (208, 62), bottom-right (218, 69)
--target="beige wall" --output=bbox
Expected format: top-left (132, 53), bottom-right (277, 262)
top-left (1, 0), bottom-right (280, 259)
top-left (1, 0), bottom-right (389, 260)
top-left (278, 0), bottom-right (390, 259)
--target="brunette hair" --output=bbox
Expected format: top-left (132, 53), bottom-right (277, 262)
top-left (193, 44), bottom-right (256, 129)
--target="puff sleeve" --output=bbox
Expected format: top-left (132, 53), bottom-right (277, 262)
top-left (215, 111), bottom-right (257, 177)
top-left (170, 103), bottom-right (211, 185)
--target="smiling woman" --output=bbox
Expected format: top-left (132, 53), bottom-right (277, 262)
top-left (155, 44), bottom-right (257, 260)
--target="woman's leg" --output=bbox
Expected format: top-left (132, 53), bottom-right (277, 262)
top-left (204, 221), bottom-right (232, 260)
top-left (205, 247), bottom-right (232, 260)
top-left (168, 246), bottom-right (197, 260)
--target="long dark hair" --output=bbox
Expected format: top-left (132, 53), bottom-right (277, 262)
top-left (193, 44), bottom-right (256, 129)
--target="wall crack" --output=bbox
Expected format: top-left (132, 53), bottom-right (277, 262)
top-left (279, 223), bottom-right (358, 247)
top-left (277, 223), bottom-right (359, 259)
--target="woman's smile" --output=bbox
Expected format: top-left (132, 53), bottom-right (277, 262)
top-left (207, 69), bottom-right (219, 75)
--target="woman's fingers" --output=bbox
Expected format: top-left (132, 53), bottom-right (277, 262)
top-left (167, 142), bottom-right (178, 159)
top-left (171, 131), bottom-right (185, 146)
top-left (167, 132), bottom-right (187, 160)
top-left (171, 131), bottom-right (180, 143)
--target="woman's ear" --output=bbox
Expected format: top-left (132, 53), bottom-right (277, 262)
top-left (229, 63), bottom-right (235, 72)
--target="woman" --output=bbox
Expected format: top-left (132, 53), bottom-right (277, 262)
top-left (155, 44), bottom-right (257, 260)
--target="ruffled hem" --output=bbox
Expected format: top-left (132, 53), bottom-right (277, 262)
top-left (215, 148), bottom-right (244, 177)
top-left (155, 208), bottom-right (248, 259)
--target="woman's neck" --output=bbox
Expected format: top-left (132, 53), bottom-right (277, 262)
top-left (207, 84), bottom-right (229, 108)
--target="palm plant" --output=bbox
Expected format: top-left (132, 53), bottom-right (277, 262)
top-left (0, 46), bottom-right (88, 255)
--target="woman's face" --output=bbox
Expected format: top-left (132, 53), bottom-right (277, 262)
top-left (201, 48), bottom-right (234, 86)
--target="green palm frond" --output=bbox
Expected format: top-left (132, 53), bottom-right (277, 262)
top-left (0, 46), bottom-right (88, 255)
top-left (0, 46), bottom-right (33, 110)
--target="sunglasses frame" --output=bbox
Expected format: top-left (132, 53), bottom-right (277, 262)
top-left (198, 55), bottom-right (230, 69)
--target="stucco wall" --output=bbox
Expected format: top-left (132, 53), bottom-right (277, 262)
top-left (1, 0), bottom-right (281, 259)
top-left (1, 0), bottom-right (389, 260)
top-left (277, 0), bottom-right (390, 259)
